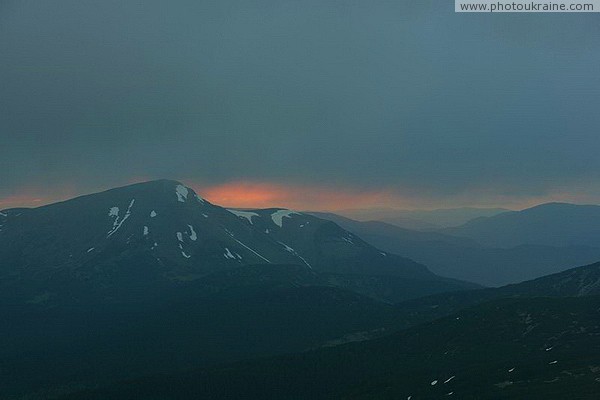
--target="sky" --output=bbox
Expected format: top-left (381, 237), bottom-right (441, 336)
top-left (1, 0), bottom-right (599, 211)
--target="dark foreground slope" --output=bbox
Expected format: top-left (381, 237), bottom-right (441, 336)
top-left (0, 270), bottom-right (405, 399)
top-left (60, 296), bottom-right (600, 400)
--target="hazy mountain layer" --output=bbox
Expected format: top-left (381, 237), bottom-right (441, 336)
top-left (312, 212), bottom-right (600, 286)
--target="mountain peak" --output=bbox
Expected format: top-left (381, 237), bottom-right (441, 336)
top-left (55, 179), bottom-right (209, 210)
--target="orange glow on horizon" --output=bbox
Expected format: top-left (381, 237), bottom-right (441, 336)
top-left (1, 179), bottom-right (598, 212)
top-left (193, 181), bottom-right (401, 211)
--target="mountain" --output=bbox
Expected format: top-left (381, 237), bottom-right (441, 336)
top-left (334, 207), bottom-right (508, 230)
top-left (310, 212), bottom-right (600, 286)
top-left (0, 180), bottom-right (478, 398)
top-left (226, 208), bottom-right (478, 301)
top-left (0, 179), bottom-right (474, 306)
top-left (393, 260), bottom-right (600, 327)
top-left (58, 296), bottom-right (600, 400)
top-left (59, 262), bottom-right (600, 399)
top-left (446, 202), bottom-right (600, 248)
top-left (15, 253), bottom-right (600, 398)
top-left (0, 278), bottom-right (406, 398)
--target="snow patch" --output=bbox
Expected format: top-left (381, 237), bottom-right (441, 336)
top-left (224, 230), bottom-right (271, 263)
top-left (107, 199), bottom-right (135, 238)
top-left (143, 226), bottom-right (149, 236)
top-left (341, 235), bottom-right (354, 244)
top-left (150, 210), bottom-right (157, 218)
top-left (431, 380), bottom-right (438, 386)
top-left (271, 209), bottom-right (299, 227)
top-left (444, 376), bottom-right (455, 384)
top-left (224, 248), bottom-right (236, 259)
top-left (278, 241), bottom-right (312, 269)
top-left (176, 232), bottom-right (183, 242)
top-left (228, 209), bottom-right (259, 224)
top-left (181, 251), bottom-right (191, 259)
top-left (86, 247), bottom-right (95, 253)
top-left (188, 225), bottom-right (197, 241)
top-left (175, 185), bottom-right (189, 202)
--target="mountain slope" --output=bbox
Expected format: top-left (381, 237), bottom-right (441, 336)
top-left (50, 261), bottom-right (600, 399)
top-left (446, 202), bottom-right (600, 248)
top-left (0, 180), bottom-right (474, 306)
top-left (0, 180), bottom-right (479, 398)
top-left (59, 296), bottom-right (600, 400)
top-left (394, 260), bottom-right (600, 326)
top-left (0, 275), bottom-right (404, 399)
top-left (311, 212), bottom-right (600, 286)
top-left (228, 208), bottom-right (478, 301)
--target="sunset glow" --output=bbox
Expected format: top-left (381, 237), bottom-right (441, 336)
top-left (194, 181), bottom-right (401, 211)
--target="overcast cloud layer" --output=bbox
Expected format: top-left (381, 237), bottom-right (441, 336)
top-left (1, 1), bottom-right (599, 208)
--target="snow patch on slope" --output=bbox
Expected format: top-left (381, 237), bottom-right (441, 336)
top-left (188, 225), bottom-right (197, 241)
top-left (107, 199), bottom-right (135, 238)
top-left (228, 209), bottom-right (259, 224)
top-left (175, 185), bottom-right (189, 202)
top-left (271, 209), bottom-right (299, 227)
top-left (278, 241), bottom-right (312, 269)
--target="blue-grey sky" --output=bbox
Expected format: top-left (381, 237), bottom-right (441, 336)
top-left (1, 0), bottom-right (599, 210)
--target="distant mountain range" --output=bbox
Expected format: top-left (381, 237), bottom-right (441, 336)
top-left (310, 211), bottom-right (600, 287)
top-left (334, 207), bottom-right (509, 230)
top-left (58, 261), bottom-right (600, 400)
top-left (445, 202), bottom-right (600, 248)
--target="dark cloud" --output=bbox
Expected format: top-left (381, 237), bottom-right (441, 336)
top-left (1, 1), bottom-right (599, 205)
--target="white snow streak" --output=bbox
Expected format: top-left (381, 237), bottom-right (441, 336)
top-left (228, 209), bottom-right (259, 224)
top-left (224, 247), bottom-right (236, 259)
top-left (278, 241), bottom-right (312, 269)
top-left (107, 199), bottom-right (135, 238)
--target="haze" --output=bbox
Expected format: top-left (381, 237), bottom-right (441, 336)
top-left (1, 0), bottom-right (599, 210)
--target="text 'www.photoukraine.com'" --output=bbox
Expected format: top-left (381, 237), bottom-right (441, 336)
top-left (455, 0), bottom-right (600, 12)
